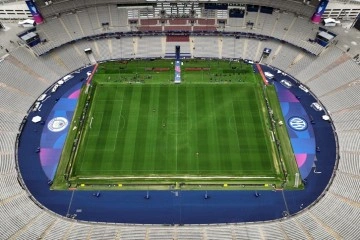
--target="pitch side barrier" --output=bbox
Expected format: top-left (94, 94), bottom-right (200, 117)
top-left (33, 30), bottom-right (321, 57)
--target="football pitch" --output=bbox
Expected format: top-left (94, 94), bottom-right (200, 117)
top-left (54, 59), bottom-right (300, 190)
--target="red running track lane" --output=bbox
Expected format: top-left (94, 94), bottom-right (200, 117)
top-left (86, 63), bottom-right (98, 85)
top-left (256, 64), bottom-right (269, 85)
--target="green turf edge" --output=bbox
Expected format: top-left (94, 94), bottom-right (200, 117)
top-left (92, 59), bottom-right (255, 84)
top-left (73, 181), bottom-right (281, 191)
top-left (69, 175), bottom-right (284, 191)
top-left (51, 85), bottom-right (85, 189)
top-left (251, 74), bottom-right (282, 178)
top-left (266, 85), bottom-right (303, 190)
top-left (51, 84), bottom-right (94, 190)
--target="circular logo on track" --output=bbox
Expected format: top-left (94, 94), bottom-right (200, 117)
top-left (48, 117), bottom-right (69, 132)
top-left (288, 117), bottom-right (308, 131)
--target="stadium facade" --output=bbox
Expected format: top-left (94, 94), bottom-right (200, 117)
top-left (0, 0), bottom-right (359, 239)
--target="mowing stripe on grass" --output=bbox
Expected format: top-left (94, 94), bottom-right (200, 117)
top-left (73, 84), bottom-right (280, 177)
top-left (121, 86), bottom-right (142, 172)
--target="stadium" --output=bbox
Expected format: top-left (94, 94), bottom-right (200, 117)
top-left (0, 0), bottom-right (359, 239)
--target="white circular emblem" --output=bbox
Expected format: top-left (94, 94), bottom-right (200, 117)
top-left (48, 117), bottom-right (69, 132)
top-left (288, 117), bottom-right (307, 131)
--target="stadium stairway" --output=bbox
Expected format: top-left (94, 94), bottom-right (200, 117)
top-left (305, 53), bottom-right (351, 84)
top-left (6, 55), bottom-right (50, 85)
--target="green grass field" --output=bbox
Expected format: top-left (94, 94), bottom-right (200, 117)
top-left (53, 59), bottom-right (300, 190)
